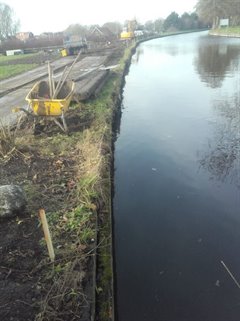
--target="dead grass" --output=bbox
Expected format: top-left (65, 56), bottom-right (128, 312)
top-left (0, 124), bottom-right (15, 157)
top-left (0, 118), bottom-right (24, 161)
top-left (0, 44), bottom-right (130, 321)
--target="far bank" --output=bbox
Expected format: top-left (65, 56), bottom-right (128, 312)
top-left (209, 27), bottom-right (240, 38)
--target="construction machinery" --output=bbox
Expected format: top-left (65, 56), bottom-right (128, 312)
top-left (120, 20), bottom-right (137, 40)
top-left (61, 35), bottom-right (87, 56)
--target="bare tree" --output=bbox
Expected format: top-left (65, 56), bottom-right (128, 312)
top-left (0, 2), bottom-right (19, 41)
top-left (101, 21), bottom-right (122, 36)
top-left (64, 24), bottom-right (89, 37)
top-left (227, 0), bottom-right (240, 25)
top-left (196, 0), bottom-right (240, 28)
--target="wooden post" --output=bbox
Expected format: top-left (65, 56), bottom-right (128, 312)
top-left (53, 66), bottom-right (68, 99)
top-left (39, 209), bottom-right (55, 262)
top-left (52, 71), bottom-right (55, 94)
top-left (48, 61), bottom-right (53, 98)
top-left (53, 50), bottom-right (82, 98)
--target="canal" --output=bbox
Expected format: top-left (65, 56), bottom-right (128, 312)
top-left (113, 31), bottom-right (240, 321)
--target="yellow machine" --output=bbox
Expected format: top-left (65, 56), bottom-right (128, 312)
top-left (120, 31), bottom-right (134, 39)
top-left (61, 49), bottom-right (68, 57)
top-left (61, 35), bottom-right (87, 56)
top-left (120, 20), bottom-right (137, 40)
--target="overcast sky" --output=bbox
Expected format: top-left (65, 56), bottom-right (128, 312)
top-left (4, 0), bottom-right (198, 34)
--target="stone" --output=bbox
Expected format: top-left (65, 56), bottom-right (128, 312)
top-left (0, 185), bottom-right (27, 219)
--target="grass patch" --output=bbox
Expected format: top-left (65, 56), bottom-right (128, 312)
top-left (0, 64), bottom-right (37, 80)
top-left (211, 26), bottom-right (240, 35)
top-left (0, 53), bottom-right (39, 63)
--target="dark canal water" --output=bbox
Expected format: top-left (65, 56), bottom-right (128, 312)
top-left (113, 31), bottom-right (240, 321)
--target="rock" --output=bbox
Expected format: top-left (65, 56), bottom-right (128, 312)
top-left (0, 185), bottom-right (27, 219)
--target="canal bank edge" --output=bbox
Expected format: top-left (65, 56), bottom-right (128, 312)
top-left (95, 43), bottom-right (137, 321)
top-left (209, 28), bottom-right (240, 38)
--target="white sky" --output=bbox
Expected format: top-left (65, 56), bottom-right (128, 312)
top-left (3, 0), bottom-right (197, 34)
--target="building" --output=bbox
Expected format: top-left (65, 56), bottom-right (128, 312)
top-left (88, 26), bottom-right (116, 43)
top-left (16, 32), bottom-right (34, 42)
top-left (6, 49), bottom-right (24, 56)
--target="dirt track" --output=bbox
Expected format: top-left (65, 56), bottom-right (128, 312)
top-left (0, 56), bottom-right (75, 97)
top-left (0, 46), bottom-right (124, 126)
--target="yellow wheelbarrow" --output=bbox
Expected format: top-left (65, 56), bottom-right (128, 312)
top-left (13, 51), bottom-right (82, 132)
top-left (27, 79), bottom-right (75, 132)
top-left (13, 79), bottom-right (75, 132)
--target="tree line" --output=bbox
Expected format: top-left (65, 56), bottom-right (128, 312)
top-left (2, 0), bottom-right (240, 51)
top-left (196, 0), bottom-right (240, 28)
top-left (161, 12), bottom-right (206, 32)
top-left (0, 2), bottom-right (19, 41)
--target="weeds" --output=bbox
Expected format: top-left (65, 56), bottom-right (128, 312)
top-left (29, 94), bottom-right (111, 321)
top-left (0, 44), bottom-right (130, 321)
top-left (0, 123), bottom-right (16, 157)
top-left (0, 119), bottom-right (27, 162)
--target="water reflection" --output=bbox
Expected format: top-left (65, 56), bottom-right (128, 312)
top-left (161, 43), bottom-right (179, 56)
top-left (147, 42), bottom-right (180, 56)
top-left (114, 33), bottom-right (240, 321)
top-left (199, 92), bottom-right (240, 186)
top-left (132, 48), bottom-right (144, 64)
top-left (195, 37), bottom-right (240, 88)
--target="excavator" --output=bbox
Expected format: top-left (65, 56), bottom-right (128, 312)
top-left (120, 20), bottom-right (137, 40)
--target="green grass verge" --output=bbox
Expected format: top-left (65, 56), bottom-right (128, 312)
top-left (0, 64), bottom-right (37, 80)
top-left (211, 26), bottom-right (240, 35)
top-left (0, 53), bottom-right (39, 62)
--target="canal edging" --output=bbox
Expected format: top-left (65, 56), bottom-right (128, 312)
top-left (95, 43), bottom-right (138, 321)
top-left (209, 29), bottom-right (240, 38)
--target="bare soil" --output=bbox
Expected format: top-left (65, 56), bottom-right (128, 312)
top-left (0, 43), bottom-right (126, 320)
top-left (0, 109), bottom-right (96, 321)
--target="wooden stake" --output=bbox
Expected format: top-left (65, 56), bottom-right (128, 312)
top-left (39, 209), bottom-right (55, 262)
top-left (53, 50), bottom-right (82, 98)
top-left (53, 66), bottom-right (68, 99)
top-left (48, 61), bottom-right (53, 98)
top-left (52, 71), bottom-right (55, 94)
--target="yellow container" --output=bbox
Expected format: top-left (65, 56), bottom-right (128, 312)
top-left (61, 49), bottom-right (68, 57)
top-left (26, 80), bottom-right (75, 116)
